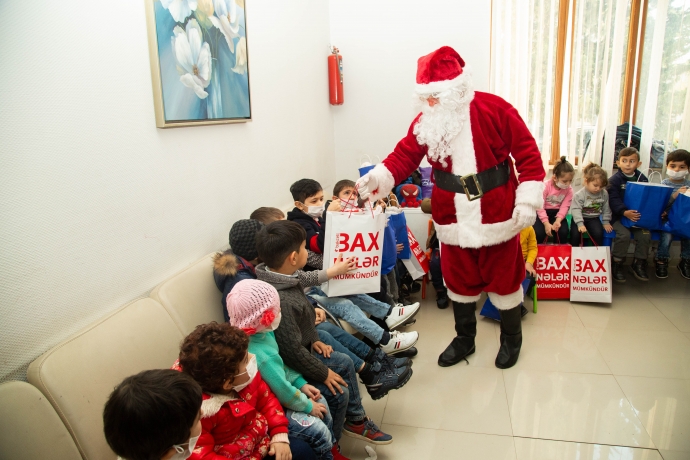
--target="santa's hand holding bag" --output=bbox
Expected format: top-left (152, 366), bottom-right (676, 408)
top-left (357, 46), bottom-right (545, 369)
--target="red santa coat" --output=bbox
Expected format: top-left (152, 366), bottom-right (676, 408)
top-left (375, 91), bottom-right (545, 249)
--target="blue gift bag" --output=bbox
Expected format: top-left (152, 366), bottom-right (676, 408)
top-left (381, 217), bottom-right (397, 275)
top-left (388, 212), bottom-right (411, 259)
top-left (663, 192), bottom-right (690, 239)
top-left (620, 182), bottom-right (673, 230)
top-left (358, 164), bottom-right (375, 177)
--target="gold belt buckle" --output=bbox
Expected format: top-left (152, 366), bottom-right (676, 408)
top-left (458, 173), bottom-right (483, 201)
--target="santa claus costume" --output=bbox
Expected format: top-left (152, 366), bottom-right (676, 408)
top-left (356, 46), bottom-right (545, 369)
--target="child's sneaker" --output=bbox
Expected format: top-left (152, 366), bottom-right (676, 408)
top-left (343, 417), bottom-right (393, 445)
top-left (655, 258), bottom-right (669, 279)
top-left (372, 348), bottom-right (411, 369)
top-left (630, 258), bottom-right (649, 281)
top-left (391, 346), bottom-right (418, 358)
top-left (385, 303), bottom-right (420, 330)
top-left (359, 361), bottom-right (412, 400)
top-left (679, 258), bottom-right (690, 280)
top-left (380, 330), bottom-right (418, 354)
top-left (331, 444), bottom-right (351, 460)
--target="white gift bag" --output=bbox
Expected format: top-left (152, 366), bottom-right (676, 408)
top-left (321, 210), bottom-right (386, 296)
top-left (569, 242), bottom-right (612, 303)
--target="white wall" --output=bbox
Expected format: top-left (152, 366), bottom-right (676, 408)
top-left (328, 0), bottom-right (492, 180)
top-left (0, 0), bottom-right (335, 381)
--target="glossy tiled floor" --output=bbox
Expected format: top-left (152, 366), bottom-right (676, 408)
top-left (338, 267), bottom-right (690, 460)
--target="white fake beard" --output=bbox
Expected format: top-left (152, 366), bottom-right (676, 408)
top-left (413, 79), bottom-right (475, 167)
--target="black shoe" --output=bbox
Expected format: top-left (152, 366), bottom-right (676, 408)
top-left (679, 258), bottom-right (690, 280)
top-left (495, 306), bottom-right (522, 369)
top-left (631, 258), bottom-right (649, 281)
top-left (520, 304), bottom-right (528, 317)
top-left (372, 348), bottom-right (411, 369)
top-left (410, 281), bottom-right (421, 293)
top-left (391, 346), bottom-right (417, 358)
top-left (438, 302), bottom-right (476, 367)
top-left (612, 260), bottom-right (627, 283)
top-left (436, 289), bottom-right (449, 309)
top-left (359, 362), bottom-right (413, 400)
top-left (655, 258), bottom-right (669, 279)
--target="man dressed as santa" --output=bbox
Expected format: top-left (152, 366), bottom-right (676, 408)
top-left (356, 46), bottom-right (545, 369)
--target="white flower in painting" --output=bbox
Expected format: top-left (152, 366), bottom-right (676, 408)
top-left (160, 0), bottom-right (198, 23)
top-left (209, 0), bottom-right (240, 53)
top-left (171, 19), bottom-right (212, 99)
top-left (231, 37), bottom-right (247, 74)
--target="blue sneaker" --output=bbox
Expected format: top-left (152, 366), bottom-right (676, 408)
top-left (343, 417), bottom-right (393, 445)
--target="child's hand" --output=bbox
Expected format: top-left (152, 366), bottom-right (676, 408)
top-left (312, 341), bottom-right (333, 358)
top-left (578, 225), bottom-right (587, 233)
top-left (269, 442), bottom-right (292, 460)
top-left (623, 209), bottom-right (640, 222)
top-left (323, 369), bottom-right (347, 395)
top-left (525, 262), bottom-right (536, 277)
top-left (544, 222), bottom-right (553, 236)
top-left (328, 200), bottom-right (342, 212)
top-left (300, 384), bottom-right (321, 401)
top-left (314, 308), bottom-right (326, 325)
top-left (376, 199), bottom-right (387, 210)
top-left (309, 401), bottom-right (328, 419)
top-left (552, 220), bottom-right (561, 231)
top-left (396, 243), bottom-right (404, 254)
top-left (327, 253), bottom-right (357, 278)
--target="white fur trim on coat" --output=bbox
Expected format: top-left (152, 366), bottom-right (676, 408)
top-left (447, 291), bottom-right (481, 303)
top-left (515, 180), bottom-right (545, 209)
top-left (415, 66), bottom-right (473, 94)
top-left (367, 164), bottom-right (396, 201)
top-left (487, 288), bottom-right (524, 310)
top-left (201, 393), bottom-right (237, 418)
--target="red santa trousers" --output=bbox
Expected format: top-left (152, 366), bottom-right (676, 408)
top-left (440, 234), bottom-right (524, 310)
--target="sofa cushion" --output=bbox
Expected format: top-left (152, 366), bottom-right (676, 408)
top-left (150, 253), bottom-right (224, 334)
top-left (27, 298), bottom-right (184, 460)
top-left (0, 381), bottom-right (82, 460)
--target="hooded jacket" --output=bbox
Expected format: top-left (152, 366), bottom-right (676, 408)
top-left (287, 208), bottom-right (326, 255)
top-left (213, 251), bottom-right (257, 322)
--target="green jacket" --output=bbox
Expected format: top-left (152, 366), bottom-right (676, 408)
top-left (248, 331), bottom-right (313, 414)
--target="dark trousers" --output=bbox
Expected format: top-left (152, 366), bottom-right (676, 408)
top-left (429, 248), bottom-right (445, 291)
top-left (570, 217), bottom-right (604, 246)
top-left (534, 209), bottom-right (569, 244)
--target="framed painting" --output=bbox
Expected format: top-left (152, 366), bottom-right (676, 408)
top-left (144, 0), bottom-right (251, 128)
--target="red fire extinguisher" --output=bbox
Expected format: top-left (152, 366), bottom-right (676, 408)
top-left (328, 47), bottom-right (344, 105)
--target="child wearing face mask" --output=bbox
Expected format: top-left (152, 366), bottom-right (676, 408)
top-left (534, 156), bottom-right (574, 244)
top-left (227, 279), bottom-right (349, 460)
top-left (103, 369), bottom-right (203, 460)
top-left (656, 149), bottom-right (690, 279)
top-left (174, 322), bottom-right (315, 460)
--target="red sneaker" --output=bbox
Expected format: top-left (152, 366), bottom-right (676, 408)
top-left (343, 417), bottom-right (393, 445)
top-left (331, 444), bottom-right (351, 460)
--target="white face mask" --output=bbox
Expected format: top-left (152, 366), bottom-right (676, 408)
top-left (263, 311), bottom-right (281, 332)
top-left (232, 354), bottom-right (258, 392)
top-left (306, 205), bottom-right (324, 218)
top-left (667, 168), bottom-right (689, 180)
top-left (171, 432), bottom-right (200, 460)
top-left (555, 181), bottom-right (570, 190)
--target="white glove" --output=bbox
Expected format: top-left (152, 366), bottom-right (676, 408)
top-left (512, 203), bottom-right (537, 231)
top-left (355, 173), bottom-right (379, 201)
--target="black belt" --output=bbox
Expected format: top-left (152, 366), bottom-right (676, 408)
top-left (433, 160), bottom-right (511, 201)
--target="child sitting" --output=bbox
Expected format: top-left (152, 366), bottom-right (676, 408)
top-left (254, 220), bottom-right (397, 445)
top-left (535, 156), bottom-right (574, 244)
top-left (569, 164), bottom-right (613, 247)
top-left (288, 178), bottom-right (420, 355)
top-left (608, 147), bottom-right (651, 282)
top-left (174, 322), bottom-right (295, 460)
top-left (656, 149), bottom-right (690, 279)
top-left (103, 369), bottom-right (203, 460)
top-left (226, 279), bottom-right (347, 460)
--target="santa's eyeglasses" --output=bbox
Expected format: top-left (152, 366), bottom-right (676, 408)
top-left (419, 92), bottom-right (442, 102)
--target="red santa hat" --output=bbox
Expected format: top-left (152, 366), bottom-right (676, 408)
top-left (415, 46), bottom-right (467, 94)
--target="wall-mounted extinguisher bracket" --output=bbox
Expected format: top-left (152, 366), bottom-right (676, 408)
top-left (328, 46), bottom-right (344, 105)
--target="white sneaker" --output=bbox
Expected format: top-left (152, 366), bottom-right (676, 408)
top-left (380, 330), bottom-right (419, 354)
top-left (385, 302), bottom-right (420, 330)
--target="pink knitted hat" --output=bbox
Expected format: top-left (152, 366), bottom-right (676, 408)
top-left (226, 279), bottom-right (281, 335)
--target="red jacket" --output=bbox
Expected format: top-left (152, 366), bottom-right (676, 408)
top-left (172, 362), bottom-right (289, 460)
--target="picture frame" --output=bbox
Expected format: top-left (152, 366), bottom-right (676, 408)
top-left (144, 0), bottom-right (252, 128)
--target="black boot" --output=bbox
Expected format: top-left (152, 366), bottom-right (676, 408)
top-left (679, 258), bottom-right (690, 280)
top-left (436, 288), bottom-right (449, 309)
top-left (438, 302), bottom-right (476, 367)
top-left (495, 306), bottom-right (522, 369)
top-left (655, 258), bottom-right (669, 279)
top-left (631, 258), bottom-right (649, 281)
top-left (612, 260), bottom-right (626, 283)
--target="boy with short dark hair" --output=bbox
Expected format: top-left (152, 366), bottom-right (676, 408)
top-left (103, 369), bottom-right (203, 460)
top-left (607, 147), bottom-right (651, 282)
top-left (255, 220), bottom-right (397, 445)
top-left (251, 207), bottom-right (286, 223)
top-left (656, 149), bottom-right (690, 279)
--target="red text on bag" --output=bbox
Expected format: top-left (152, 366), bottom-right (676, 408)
top-left (572, 258), bottom-right (608, 285)
top-left (335, 232), bottom-right (380, 252)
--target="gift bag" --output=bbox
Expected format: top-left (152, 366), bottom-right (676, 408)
top-left (663, 191), bottom-right (690, 239)
top-left (535, 239), bottom-right (572, 300)
top-left (322, 210), bottom-right (386, 296)
top-left (569, 239), bottom-right (612, 303)
top-left (620, 182), bottom-right (674, 230)
top-left (401, 227), bottom-right (430, 280)
top-left (387, 208), bottom-right (411, 259)
top-left (419, 166), bottom-right (433, 199)
top-left (381, 215), bottom-right (398, 276)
